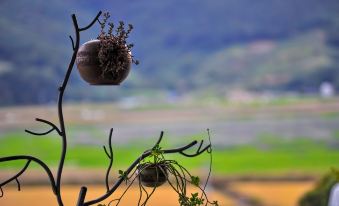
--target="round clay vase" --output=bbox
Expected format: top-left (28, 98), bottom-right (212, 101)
top-left (75, 39), bottom-right (131, 85)
top-left (138, 163), bottom-right (168, 187)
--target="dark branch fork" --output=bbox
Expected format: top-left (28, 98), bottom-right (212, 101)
top-left (0, 159), bottom-right (31, 197)
top-left (0, 10), bottom-right (212, 206)
top-left (25, 118), bottom-right (62, 136)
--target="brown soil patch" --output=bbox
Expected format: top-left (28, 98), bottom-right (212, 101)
top-left (229, 181), bottom-right (315, 206)
top-left (0, 185), bottom-right (231, 206)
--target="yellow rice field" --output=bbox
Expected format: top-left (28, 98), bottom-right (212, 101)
top-left (0, 181), bottom-right (314, 206)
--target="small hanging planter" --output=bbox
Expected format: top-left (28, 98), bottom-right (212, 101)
top-left (137, 162), bottom-right (168, 187)
top-left (76, 39), bottom-right (131, 85)
top-left (75, 12), bottom-right (138, 85)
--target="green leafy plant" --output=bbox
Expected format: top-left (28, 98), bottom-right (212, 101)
top-left (299, 168), bottom-right (339, 206)
top-left (134, 136), bottom-right (218, 206)
top-left (100, 130), bottom-right (218, 206)
top-left (97, 12), bottom-right (139, 79)
top-left (118, 169), bottom-right (129, 184)
top-left (178, 192), bottom-right (217, 206)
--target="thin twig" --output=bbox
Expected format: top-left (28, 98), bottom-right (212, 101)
top-left (201, 129), bottom-right (213, 198)
top-left (152, 131), bottom-right (164, 150)
top-left (25, 128), bottom-right (55, 136)
top-left (105, 128), bottom-right (114, 192)
top-left (25, 118), bottom-right (62, 136)
top-left (108, 170), bottom-right (139, 206)
top-left (69, 35), bottom-right (75, 50)
top-left (0, 160), bottom-right (31, 189)
top-left (140, 184), bottom-right (157, 206)
top-left (103, 146), bottom-right (111, 158)
top-left (162, 140), bottom-right (198, 154)
top-left (36, 118), bottom-right (62, 135)
top-left (15, 178), bottom-right (20, 191)
top-left (137, 176), bottom-right (143, 206)
top-left (179, 140), bottom-right (211, 157)
top-left (79, 11), bottom-right (102, 31)
top-left (0, 156), bottom-right (57, 195)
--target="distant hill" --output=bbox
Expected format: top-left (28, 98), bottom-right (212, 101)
top-left (0, 0), bottom-right (339, 105)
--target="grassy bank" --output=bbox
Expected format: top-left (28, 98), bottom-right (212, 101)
top-left (1, 131), bottom-right (338, 176)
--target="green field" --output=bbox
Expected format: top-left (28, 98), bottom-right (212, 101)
top-left (1, 131), bottom-right (338, 176)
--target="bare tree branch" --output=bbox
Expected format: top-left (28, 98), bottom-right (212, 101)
top-left (104, 128), bottom-right (114, 192)
top-left (179, 142), bottom-right (211, 157)
top-left (79, 11), bottom-right (102, 31)
top-left (0, 156), bottom-right (57, 195)
top-left (15, 178), bottom-right (20, 191)
top-left (69, 35), bottom-right (75, 50)
top-left (0, 160), bottom-right (31, 191)
top-left (152, 131), bottom-right (164, 150)
top-left (25, 128), bottom-right (55, 136)
top-left (25, 118), bottom-right (62, 136)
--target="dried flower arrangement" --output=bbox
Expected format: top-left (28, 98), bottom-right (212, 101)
top-left (76, 12), bottom-right (139, 85)
top-left (97, 12), bottom-right (139, 79)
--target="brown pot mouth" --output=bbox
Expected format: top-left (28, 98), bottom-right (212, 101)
top-left (75, 39), bottom-right (131, 85)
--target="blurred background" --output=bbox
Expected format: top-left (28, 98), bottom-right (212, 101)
top-left (0, 0), bottom-right (339, 205)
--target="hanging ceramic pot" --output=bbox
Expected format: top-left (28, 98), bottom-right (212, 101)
top-left (137, 163), bottom-right (168, 187)
top-left (75, 39), bottom-right (131, 85)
